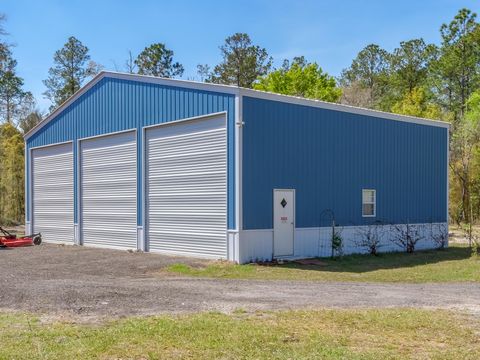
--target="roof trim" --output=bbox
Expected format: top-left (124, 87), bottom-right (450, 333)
top-left (25, 71), bottom-right (449, 140)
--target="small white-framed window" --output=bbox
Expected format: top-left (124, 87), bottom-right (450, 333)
top-left (362, 189), bottom-right (376, 217)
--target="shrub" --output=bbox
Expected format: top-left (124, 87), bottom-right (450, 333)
top-left (430, 223), bottom-right (448, 250)
top-left (390, 223), bottom-right (424, 253)
top-left (331, 226), bottom-right (344, 257)
top-left (354, 221), bottom-right (386, 255)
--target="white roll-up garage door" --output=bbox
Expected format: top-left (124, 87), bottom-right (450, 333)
top-left (32, 143), bottom-right (73, 243)
top-left (80, 131), bottom-right (137, 249)
top-left (145, 114), bottom-right (227, 258)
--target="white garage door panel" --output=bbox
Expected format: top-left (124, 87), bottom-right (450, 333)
top-left (32, 143), bottom-right (74, 243)
top-left (146, 115), bottom-right (227, 258)
top-left (80, 131), bottom-right (137, 249)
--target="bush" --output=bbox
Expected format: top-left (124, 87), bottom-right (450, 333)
top-left (430, 223), bottom-right (448, 250)
top-left (354, 221), bottom-right (386, 255)
top-left (390, 223), bottom-right (424, 253)
top-left (331, 226), bottom-right (344, 257)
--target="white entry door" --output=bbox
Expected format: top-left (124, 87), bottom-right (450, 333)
top-left (273, 189), bottom-right (295, 257)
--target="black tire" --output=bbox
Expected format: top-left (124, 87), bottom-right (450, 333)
top-left (33, 235), bottom-right (42, 246)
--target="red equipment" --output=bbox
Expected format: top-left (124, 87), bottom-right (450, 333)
top-left (0, 227), bottom-right (42, 248)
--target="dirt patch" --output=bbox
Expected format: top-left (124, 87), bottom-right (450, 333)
top-left (449, 225), bottom-right (480, 245)
top-left (294, 258), bottom-right (328, 266)
top-left (1, 243), bottom-right (480, 322)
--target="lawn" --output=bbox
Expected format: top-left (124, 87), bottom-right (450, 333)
top-left (1, 309), bottom-right (479, 359)
top-left (167, 245), bottom-right (480, 283)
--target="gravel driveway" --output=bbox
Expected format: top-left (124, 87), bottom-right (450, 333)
top-left (1, 244), bottom-right (479, 320)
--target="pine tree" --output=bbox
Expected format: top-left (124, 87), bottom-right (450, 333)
top-left (43, 36), bottom-right (101, 110)
top-left (135, 43), bottom-right (184, 78)
top-left (209, 33), bottom-right (272, 88)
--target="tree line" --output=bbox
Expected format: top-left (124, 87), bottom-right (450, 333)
top-left (0, 8), bottom-right (479, 226)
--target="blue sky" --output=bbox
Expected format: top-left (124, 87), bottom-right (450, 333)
top-left (2, 0), bottom-right (480, 111)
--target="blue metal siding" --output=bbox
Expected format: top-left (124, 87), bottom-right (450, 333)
top-left (26, 77), bottom-right (236, 229)
top-left (242, 96), bottom-right (448, 229)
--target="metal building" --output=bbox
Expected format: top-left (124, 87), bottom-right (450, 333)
top-left (24, 71), bottom-right (449, 263)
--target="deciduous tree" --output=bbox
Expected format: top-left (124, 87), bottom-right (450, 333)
top-left (450, 90), bottom-right (480, 223)
top-left (125, 50), bottom-right (137, 74)
top-left (196, 64), bottom-right (211, 82)
top-left (19, 110), bottom-right (42, 134)
top-left (391, 87), bottom-right (442, 119)
top-left (339, 44), bottom-right (391, 109)
top-left (0, 122), bottom-right (24, 224)
top-left (254, 56), bottom-right (341, 102)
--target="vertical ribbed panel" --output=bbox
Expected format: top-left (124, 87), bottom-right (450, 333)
top-left (146, 115), bottom-right (227, 258)
top-left (32, 143), bottom-right (73, 243)
top-left (80, 131), bottom-right (137, 248)
top-left (242, 96), bottom-right (448, 229)
top-left (25, 77), bottom-right (236, 229)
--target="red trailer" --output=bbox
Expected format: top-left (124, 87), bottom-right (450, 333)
top-left (0, 227), bottom-right (42, 248)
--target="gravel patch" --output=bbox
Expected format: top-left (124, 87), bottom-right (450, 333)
top-left (1, 244), bottom-right (479, 321)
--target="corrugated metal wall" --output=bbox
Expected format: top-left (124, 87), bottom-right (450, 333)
top-left (242, 96), bottom-right (448, 230)
top-left (26, 77), bottom-right (236, 229)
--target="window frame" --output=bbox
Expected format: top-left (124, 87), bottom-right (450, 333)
top-left (362, 189), bottom-right (376, 217)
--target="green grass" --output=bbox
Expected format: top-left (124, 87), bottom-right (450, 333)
top-left (167, 245), bottom-right (480, 283)
top-left (1, 309), bottom-right (479, 359)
